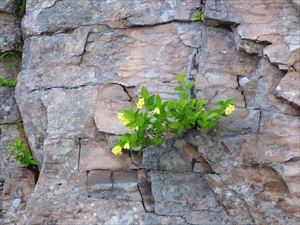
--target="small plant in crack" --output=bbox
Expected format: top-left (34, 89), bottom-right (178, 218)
top-left (193, 10), bottom-right (205, 22)
top-left (111, 73), bottom-right (236, 156)
top-left (0, 77), bottom-right (17, 87)
top-left (7, 139), bottom-right (38, 167)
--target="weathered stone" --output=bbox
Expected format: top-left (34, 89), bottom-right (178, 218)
top-left (144, 213), bottom-right (187, 225)
top-left (84, 23), bottom-right (193, 98)
top-left (0, 125), bottom-right (35, 225)
top-left (41, 86), bottom-right (98, 139)
top-left (176, 23), bottom-right (203, 48)
top-left (87, 170), bottom-right (111, 190)
top-left (218, 108), bottom-right (261, 136)
top-left (203, 1), bottom-right (236, 25)
top-left (276, 72), bottom-right (300, 107)
top-left (273, 160), bottom-right (300, 194)
top-left (94, 84), bottom-right (132, 135)
top-left (235, 37), bottom-right (266, 55)
top-left (205, 167), bottom-right (298, 225)
top-left (27, 193), bottom-right (146, 225)
top-left (0, 87), bottom-right (20, 123)
top-left (241, 58), bottom-right (299, 115)
top-left (22, 26), bottom-right (90, 70)
top-left (112, 171), bottom-right (141, 201)
top-left (206, 0), bottom-right (300, 69)
top-left (86, 170), bottom-right (112, 198)
top-left (23, 0), bottom-right (200, 36)
top-left (13, 0), bottom-right (300, 224)
top-left (137, 170), bottom-right (155, 213)
top-left (193, 156), bottom-right (213, 173)
top-left (292, 0), bottom-right (300, 8)
top-left (80, 138), bottom-right (132, 172)
top-left (14, 88), bottom-right (47, 164)
top-left (87, 170), bottom-right (141, 201)
top-left (253, 113), bottom-right (300, 164)
top-left (184, 131), bottom-right (243, 173)
top-left (151, 171), bottom-right (230, 224)
top-left (143, 138), bottom-right (200, 172)
top-left (195, 26), bottom-right (258, 108)
top-left (38, 138), bottom-right (80, 187)
top-left (0, 13), bottom-right (21, 51)
top-left (0, 0), bottom-right (16, 14)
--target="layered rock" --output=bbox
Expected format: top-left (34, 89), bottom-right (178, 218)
top-left (0, 1), bottom-right (36, 224)
top-left (14, 0), bottom-right (300, 224)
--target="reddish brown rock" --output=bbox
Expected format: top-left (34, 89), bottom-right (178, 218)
top-left (80, 138), bottom-right (132, 171)
top-left (276, 72), bottom-right (300, 107)
top-left (13, 0), bottom-right (300, 224)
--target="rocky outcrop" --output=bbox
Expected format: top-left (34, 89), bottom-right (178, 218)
top-left (10, 0), bottom-right (300, 224)
top-left (0, 1), bottom-right (35, 225)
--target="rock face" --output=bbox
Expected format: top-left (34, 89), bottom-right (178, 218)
top-left (0, 2), bottom-right (36, 225)
top-left (8, 0), bottom-right (300, 224)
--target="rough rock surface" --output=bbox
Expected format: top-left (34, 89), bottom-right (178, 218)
top-left (10, 0), bottom-right (300, 224)
top-left (0, 1), bottom-right (36, 224)
top-left (0, 4), bottom-right (21, 51)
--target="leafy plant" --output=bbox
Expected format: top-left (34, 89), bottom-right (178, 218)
top-left (7, 139), bottom-right (37, 167)
top-left (0, 77), bottom-right (17, 87)
top-left (111, 73), bottom-right (236, 156)
top-left (193, 10), bottom-right (205, 22)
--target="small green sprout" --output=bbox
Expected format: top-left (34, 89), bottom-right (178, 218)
top-left (193, 10), bottom-right (205, 22)
top-left (0, 77), bottom-right (17, 87)
top-left (8, 139), bottom-right (38, 167)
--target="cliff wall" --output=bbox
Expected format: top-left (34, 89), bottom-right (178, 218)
top-left (1, 0), bottom-right (299, 224)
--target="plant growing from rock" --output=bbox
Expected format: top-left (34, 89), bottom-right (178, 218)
top-left (111, 73), bottom-right (236, 156)
top-left (0, 77), bottom-right (17, 87)
top-left (193, 10), bottom-right (205, 22)
top-left (7, 139), bottom-right (37, 167)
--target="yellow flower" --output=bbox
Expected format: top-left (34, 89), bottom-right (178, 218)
top-left (224, 104), bottom-right (235, 116)
top-left (136, 98), bottom-right (145, 109)
top-left (112, 145), bottom-right (123, 156)
top-left (124, 142), bottom-right (130, 150)
top-left (153, 107), bottom-right (160, 115)
top-left (118, 112), bottom-right (129, 125)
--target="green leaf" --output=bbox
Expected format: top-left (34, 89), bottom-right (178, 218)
top-left (136, 114), bottom-right (145, 128)
top-left (197, 99), bottom-right (208, 108)
top-left (141, 86), bottom-right (149, 99)
top-left (193, 11), bottom-right (205, 22)
top-left (185, 81), bottom-right (194, 90)
top-left (177, 72), bottom-right (186, 84)
top-left (175, 86), bottom-right (184, 92)
top-left (122, 109), bottom-right (135, 121)
top-left (207, 112), bottom-right (219, 120)
top-left (225, 98), bottom-right (237, 105)
top-left (0, 77), bottom-right (17, 87)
